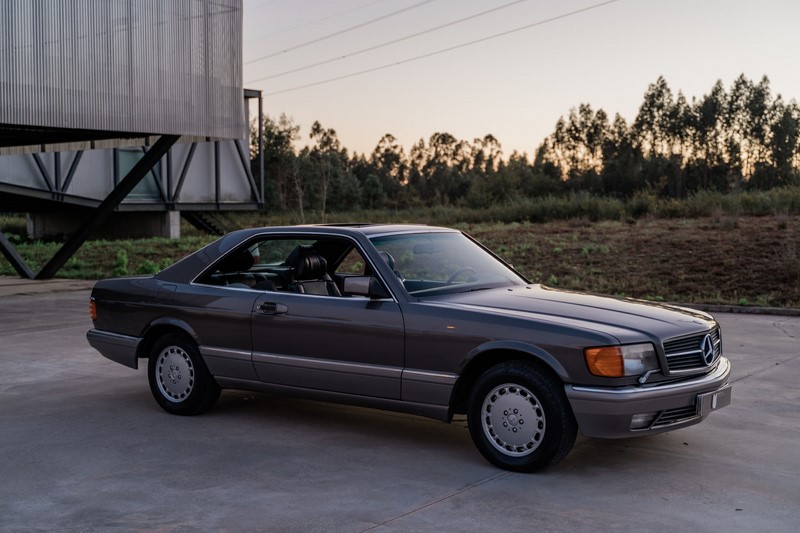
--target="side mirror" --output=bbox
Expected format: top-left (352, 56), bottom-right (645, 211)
top-left (342, 276), bottom-right (390, 299)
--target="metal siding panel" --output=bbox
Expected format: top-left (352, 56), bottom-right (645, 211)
top-left (218, 141), bottom-right (252, 201)
top-left (0, 0), bottom-right (243, 143)
top-left (0, 138), bottom-right (253, 204)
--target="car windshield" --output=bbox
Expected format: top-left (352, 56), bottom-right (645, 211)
top-left (370, 232), bottom-right (527, 297)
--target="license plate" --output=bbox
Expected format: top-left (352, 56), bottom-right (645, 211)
top-left (697, 385), bottom-right (732, 417)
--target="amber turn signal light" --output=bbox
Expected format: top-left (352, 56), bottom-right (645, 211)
top-left (584, 346), bottom-right (624, 377)
top-left (89, 298), bottom-right (97, 321)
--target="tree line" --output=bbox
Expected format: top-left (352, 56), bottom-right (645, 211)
top-left (250, 74), bottom-right (800, 219)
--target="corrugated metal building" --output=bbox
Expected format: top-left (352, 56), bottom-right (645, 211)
top-left (0, 0), bottom-right (263, 279)
top-left (1, 0), bottom-right (244, 149)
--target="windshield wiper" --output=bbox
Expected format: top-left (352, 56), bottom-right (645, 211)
top-left (459, 286), bottom-right (492, 293)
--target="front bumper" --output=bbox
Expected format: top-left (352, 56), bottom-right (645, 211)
top-left (565, 357), bottom-right (732, 438)
top-left (87, 329), bottom-right (141, 369)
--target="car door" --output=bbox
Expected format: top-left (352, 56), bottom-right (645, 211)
top-left (249, 237), bottom-right (405, 399)
top-left (176, 282), bottom-right (261, 381)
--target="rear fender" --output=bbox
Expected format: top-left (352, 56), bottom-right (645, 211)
top-left (138, 317), bottom-right (200, 358)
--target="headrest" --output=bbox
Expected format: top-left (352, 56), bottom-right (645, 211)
top-left (379, 251), bottom-right (395, 270)
top-left (285, 245), bottom-right (328, 281)
top-left (219, 248), bottom-right (254, 273)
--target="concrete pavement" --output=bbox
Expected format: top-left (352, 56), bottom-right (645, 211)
top-left (0, 276), bottom-right (94, 296)
top-left (0, 288), bottom-right (798, 532)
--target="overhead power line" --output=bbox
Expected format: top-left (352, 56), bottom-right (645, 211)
top-left (245, 0), bottom-right (391, 43)
top-left (244, 0), bottom-right (439, 65)
top-left (254, 0), bottom-right (622, 95)
top-left (248, 0), bottom-right (530, 84)
top-left (244, 0), bottom-right (285, 14)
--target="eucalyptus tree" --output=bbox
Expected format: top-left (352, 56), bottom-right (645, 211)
top-left (370, 134), bottom-right (407, 207)
top-left (747, 76), bottom-right (775, 176)
top-left (633, 76), bottom-right (695, 196)
top-left (633, 76), bottom-right (675, 159)
top-left (723, 74), bottom-right (753, 184)
top-left (309, 121), bottom-right (346, 221)
top-left (516, 149), bottom-right (563, 198)
top-left (465, 134), bottom-right (511, 206)
top-left (410, 132), bottom-right (472, 203)
top-left (691, 80), bottom-right (728, 190)
top-left (251, 113), bottom-right (300, 210)
top-left (407, 138), bottom-right (428, 201)
top-left (741, 76), bottom-right (782, 189)
top-left (349, 153), bottom-right (383, 210)
top-left (291, 148), bottom-right (314, 223)
top-left (763, 96), bottom-right (800, 188)
top-left (600, 114), bottom-right (642, 197)
top-left (546, 103), bottom-right (609, 192)
top-left (666, 91), bottom-right (692, 197)
top-left (470, 134), bottom-right (503, 175)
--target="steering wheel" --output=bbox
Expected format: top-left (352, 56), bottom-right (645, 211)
top-left (447, 266), bottom-right (478, 284)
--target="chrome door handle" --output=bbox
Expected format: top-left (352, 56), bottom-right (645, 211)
top-left (258, 302), bottom-right (288, 315)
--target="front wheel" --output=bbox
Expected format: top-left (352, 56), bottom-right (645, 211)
top-left (147, 333), bottom-right (220, 416)
top-left (467, 361), bottom-right (577, 472)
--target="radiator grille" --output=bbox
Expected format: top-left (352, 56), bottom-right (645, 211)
top-left (663, 328), bottom-right (721, 371)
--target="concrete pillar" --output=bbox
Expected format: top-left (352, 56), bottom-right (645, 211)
top-left (27, 211), bottom-right (181, 240)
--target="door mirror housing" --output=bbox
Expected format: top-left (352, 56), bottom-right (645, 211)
top-left (343, 276), bottom-right (390, 299)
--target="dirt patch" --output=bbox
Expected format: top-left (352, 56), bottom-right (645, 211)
top-left (468, 215), bottom-right (800, 308)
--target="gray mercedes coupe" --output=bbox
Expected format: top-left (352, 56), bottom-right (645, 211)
top-left (87, 224), bottom-right (732, 472)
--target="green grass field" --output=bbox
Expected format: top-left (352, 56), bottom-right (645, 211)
top-left (1, 208), bottom-right (797, 308)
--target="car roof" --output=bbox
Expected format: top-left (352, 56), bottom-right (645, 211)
top-left (230, 223), bottom-right (457, 239)
top-left (311, 223), bottom-right (455, 237)
top-left (155, 223), bottom-right (459, 283)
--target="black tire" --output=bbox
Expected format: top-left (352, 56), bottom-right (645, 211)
top-left (467, 361), bottom-right (577, 472)
top-left (147, 332), bottom-right (220, 416)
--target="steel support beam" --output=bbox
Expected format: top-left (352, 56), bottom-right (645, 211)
top-left (258, 91), bottom-right (264, 207)
top-left (140, 146), bottom-right (168, 202)
top-left (243, 88), bottom-right (264, 208)
top-left (214, 141), bottom-right (220, 209)
top-left (31, 153), bottom-right (55, 192)
top-left (61, 151), bottom-right (84, 193)
top-left (35, 134), bottom-right (179, 279)
top-left (172, 143), bottom-right (197, 202)
top-left (113, 148), bottom-right (119, 186)
top-left (234, 139), bottom-right (262, 204)
top-left (54, 152), bottom-right (62, 194)
top-left (0, 230), bottom-right (36, 279)
top-left (166, 150), bottom-right (173, 209)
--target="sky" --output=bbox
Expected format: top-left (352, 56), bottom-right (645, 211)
top-left (241, 0), bottom-right (800, 158)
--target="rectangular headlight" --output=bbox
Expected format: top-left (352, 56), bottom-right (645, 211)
top-left (585, 343), bottom-right (658, 377)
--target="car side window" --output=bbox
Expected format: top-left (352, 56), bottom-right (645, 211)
top-left (335, 248), bottom-right (366, 276)
top-left (195, 246), bottom-right (262, 289)
top-left (252, 239), bottom-right (306, 267)
top-left (197, 236), bottom-right (367, 297)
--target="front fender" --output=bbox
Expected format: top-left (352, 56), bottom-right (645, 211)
top-left (461, 339), bottom-right (569, 382)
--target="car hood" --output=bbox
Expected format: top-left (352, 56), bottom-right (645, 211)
top-left (429, 284), bottom-right (716, 343)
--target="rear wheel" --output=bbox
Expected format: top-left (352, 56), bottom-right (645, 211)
top-left (147, 333), bottom-right (220, 415)
top-left (467, 361), bottom-right (577, 472)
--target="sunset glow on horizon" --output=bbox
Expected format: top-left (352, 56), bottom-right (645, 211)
top-left (242, 0), bottom-right (800, 157)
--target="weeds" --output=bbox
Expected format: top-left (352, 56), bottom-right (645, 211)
top-left (1, 191), bottom-right (799, 307)
top-left (112, 250), bottom-right (129, 277)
